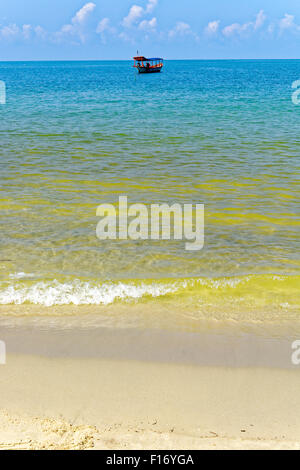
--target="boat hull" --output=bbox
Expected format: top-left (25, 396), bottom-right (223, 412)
top-left (138, 66), bottom-right (162, 74)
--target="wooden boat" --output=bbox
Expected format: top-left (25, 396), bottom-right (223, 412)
top-left (133, 56), bottom-right (163, 74)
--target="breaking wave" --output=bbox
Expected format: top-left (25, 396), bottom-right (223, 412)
top-left (0, 274), bottom-right (298, 310)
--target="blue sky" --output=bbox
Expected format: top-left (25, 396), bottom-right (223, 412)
top-left (1, 0), bottom-right (300, 60)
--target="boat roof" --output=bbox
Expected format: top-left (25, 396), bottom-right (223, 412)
top-left (133, 56), bottom-right (163, 61)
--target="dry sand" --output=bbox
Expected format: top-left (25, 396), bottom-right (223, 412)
top-left (1, 357), bottom-right (300, 449)
top-left (0, 325), bottom-right (300, 450)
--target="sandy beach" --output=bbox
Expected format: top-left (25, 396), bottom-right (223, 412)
top-left (1, 323), bottom-right (300, 450)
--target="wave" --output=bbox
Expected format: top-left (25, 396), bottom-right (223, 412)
top-left (0, 274), bottom-right (299, 309)
top-left (0, 278), bottom-right (179, 307)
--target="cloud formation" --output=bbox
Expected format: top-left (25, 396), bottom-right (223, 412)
top-left (205, 20), bottom-right (220, 36)
top-left (146, 0), bottom-right (158, 14)
top-left (57, 2), bottom-right (96, 43)
top-left (97, 18), bottom-right (110, 34)
top-left (139, 17), bottom-right (157, 31)
top-left (279, 13), bottom-right (299, 33)
top-left (22, 25), bottom-right (32, 40)
top-left (122, 5), bottom-right (144, 28)
top-left (1, 2), bottom-right (300, 51)
top-left (254, 10), bottom-right (266, 30)
top-left (169, 21), bottom-right (198, 40)
top-left (72, 2), bottom-right (96, 24)
top-left (122, 0), bottom-right (158, 28)
top-left (222, 10), bottom-right (266, 37)
top-left (96, 18), bottom-right (116, 43)
top-left (1, 24), bottom-right (20, 39)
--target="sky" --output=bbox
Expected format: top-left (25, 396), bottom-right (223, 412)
top-left (1, 0), bottom-right (300, 60)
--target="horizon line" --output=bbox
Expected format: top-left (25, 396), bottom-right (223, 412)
top-left (0, 58), bottom-right (300, 62)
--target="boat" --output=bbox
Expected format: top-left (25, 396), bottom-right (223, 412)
top-left (133, 56), bottom-right (163, 74)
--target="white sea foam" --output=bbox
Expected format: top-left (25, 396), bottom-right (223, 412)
top-left (0, 280), bottom-right (180, 307)
top-left (0, 275), bottom-right (290, 307)
top-left (9, 272), bottom-right (35, 280)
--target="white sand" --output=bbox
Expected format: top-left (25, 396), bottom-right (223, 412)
top-left (1, 354), bottom-right (300, 450)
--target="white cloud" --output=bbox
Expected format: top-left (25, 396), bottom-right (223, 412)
top-left (122, 5), bottom-right (144, 27)
top-left (0, 23), bottom-right (32, 41)
top-left (222, 10), bottom-right (266, 38)
top-left (254, 10), bottom-right (266, 30)
top-left (139, 17), bottom-right (157, 31)
top-left (205, 20), bottom-right (220, 36)
top-left (97, 18), bottom-right (110, 34)
top-left (146, 0), bottom-right (158, 14)
top-left (118, 31), bottom-right (135, 44)
top-left (169, 21), bottom-right (194, 38)
top-left (222, 23), bottom-right (242, 37)
top-left (0, 2), bottom-right (102, 44)
top-left (279, 14), bottom-right (298, 32)
top-left (34, 25), bottom-right (47, 39)
top-left (122, 0), bottom-right (158, 28)
top-left (96, 18), bottom-right (116, 43)
top-left (57, 2), bottom-right (96, 43)
top-left (22, 24), bottom-right (32, 39)
top-left (72, 2), bottom-right (96, 25)
top-left (1, 23), bottom-right (19, 39)
top-left (61, 24), bottom-right (73, 34)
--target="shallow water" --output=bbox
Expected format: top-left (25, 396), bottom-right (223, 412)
top-left (0, 60), bottom-right (299, 322)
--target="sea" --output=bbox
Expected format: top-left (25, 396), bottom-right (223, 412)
top-left (0, 60), bottom-right (299, 331)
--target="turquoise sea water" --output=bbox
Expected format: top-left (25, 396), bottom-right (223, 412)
top-left (0, 60), bottom-right (299, 322)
